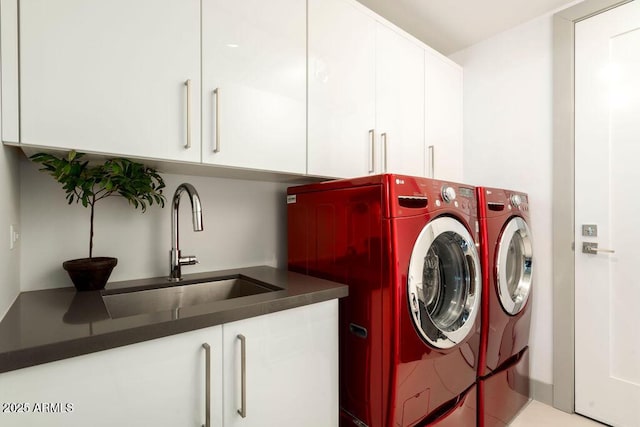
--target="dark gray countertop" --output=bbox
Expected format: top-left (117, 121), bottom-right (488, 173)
top-left (0, 266), bottom-right (348, 374)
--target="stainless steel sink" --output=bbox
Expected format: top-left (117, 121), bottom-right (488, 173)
top-left (102, 277), bottom-right (279, 319)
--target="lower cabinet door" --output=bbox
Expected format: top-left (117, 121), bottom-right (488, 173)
top-left (223, 300), bottom-right (339, 427)
top-left (0, 326), bottom-right (223, 427)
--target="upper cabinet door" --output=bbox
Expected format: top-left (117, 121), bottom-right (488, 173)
top-left (19, 0), bottom-right (201, 162)
top-left (201, 0), bottom-right (306, 174)
top-left (376, 24), bottom-right (425, 177)
top-left (425, 52), bottom-right (463, 182)
top-left (307, 0), bottom-right (376, 178)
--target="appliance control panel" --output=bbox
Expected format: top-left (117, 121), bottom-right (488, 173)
top-left (391, 176), bottom-right (477, 217)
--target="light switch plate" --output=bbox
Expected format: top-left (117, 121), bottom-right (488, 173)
top-left (9, 224), bottom-right (19, 250)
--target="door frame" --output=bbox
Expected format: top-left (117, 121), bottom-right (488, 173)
top-left (552, 0), bottom-right (633, 413)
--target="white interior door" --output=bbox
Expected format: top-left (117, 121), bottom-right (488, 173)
top-left (575, 2), bottom-right (640, 426)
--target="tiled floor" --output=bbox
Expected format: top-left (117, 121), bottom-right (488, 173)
top-left (511, 400), bottom-right (605, 426)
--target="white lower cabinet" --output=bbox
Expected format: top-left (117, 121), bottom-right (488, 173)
top-left (223, 300), bottom-right (338, 427)
top-left (0, 325), bottom-right (223, 427)
top-left (0, 300), bottom-right (338, 427)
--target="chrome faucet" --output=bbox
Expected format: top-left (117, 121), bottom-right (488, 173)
top-left (169, 183), bottom-right (203, 281)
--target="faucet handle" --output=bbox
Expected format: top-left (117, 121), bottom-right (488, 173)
top-left (179, 255), bottom-right (199, 266)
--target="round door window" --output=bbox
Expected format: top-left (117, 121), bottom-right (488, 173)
top-left (496, 217), bottom-right (533, 315)
top-left (407, 217), bottom-right (481, 349)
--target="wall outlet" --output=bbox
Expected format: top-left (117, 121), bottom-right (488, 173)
top-left (9, 224), bottom-right (19, 250)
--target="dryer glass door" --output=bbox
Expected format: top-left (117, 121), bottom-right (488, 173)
top-left (407, 217), bottom-right (481, 349)
top-left (496, 216), bottom-right (533, 315)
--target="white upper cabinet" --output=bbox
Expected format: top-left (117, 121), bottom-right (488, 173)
top-left (201, 0), bottom-right (306, 174)
top-left (375, 24), bottom-right (426, 177)
top-left (308, 0), bottom-right (428, 179)
top-left (19, 0), bottom-right (201, 162)
top-left (307, 0), bottom-right (376, 178)
top-left (425, 51), bottom-right (463, 182)
top-left (9, 0), bottom-right (462, 179)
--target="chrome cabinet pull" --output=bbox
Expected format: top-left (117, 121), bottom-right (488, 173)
top-left (382, 132), bottom-right (388, 172)
top-left (428, 145), bottom-right (435, 178)
top-left (202, 343), bottom-right (211, 427)
top-left (237, 334), bottom-right (247, 418)
top-left (185, 79), bottom-right (192, 149)
top-left (368, 129), bottom-right (375, 173)
top-left (213, 88), bottom-right (220, 153)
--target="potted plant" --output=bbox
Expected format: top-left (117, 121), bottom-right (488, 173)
top-left (31, 150), bottom-right (166, 291)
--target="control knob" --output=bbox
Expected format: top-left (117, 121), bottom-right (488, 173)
top-left (441, 186), bottom-right (456, 203)
top-left (510, 194), bottom-right (522, 208)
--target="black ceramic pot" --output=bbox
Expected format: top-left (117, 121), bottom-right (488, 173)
top-left (62, 257), bottom-right (118, 291)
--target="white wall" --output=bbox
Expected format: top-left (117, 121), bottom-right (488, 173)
top-left (450, 14), bottom-right (555, 386)
top-left (0, 145), bottom-right (21, 318)
top-left (20, 158), bottom-right (290, 291)
top-left (0, 58), bottom-right (22, 317)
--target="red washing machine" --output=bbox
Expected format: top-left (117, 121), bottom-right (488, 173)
top-left (288, 174), bottom-right (482, 427)
top-left (476, 187), bottom-right (533, 427)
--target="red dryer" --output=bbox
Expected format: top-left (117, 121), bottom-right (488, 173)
top-left (288, 174), bottom-right (481, 427)
top-left (476, 187), bottom-right (533, 427)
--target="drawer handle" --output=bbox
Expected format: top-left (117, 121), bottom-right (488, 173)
top-left (202, 343), bottom-right (211, 427)
top-left (349, 323), bottom-right (368, 339)
top-left (237, 334), bottom-right (247, 418)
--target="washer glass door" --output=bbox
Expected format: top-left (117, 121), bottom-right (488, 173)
top-left (407, 217), bottom-right (481, 349)
top-left (496, 216), bottom-right (533, 315)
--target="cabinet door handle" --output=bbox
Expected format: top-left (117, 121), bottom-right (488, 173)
top-left (213, 88), bottom-right (220, 153)
top-left (382, 132), bottom-right (388, 172)
top-left (237, 334), bottom-right (247, 418)
top-left (428, 145), bottom-right (435, 178)
top-left (185, 79), bottom-right (192, 149)
top-left (368, 129), bottom-right (375, 173)
top-left (202, 343), bottom-right (211, 427)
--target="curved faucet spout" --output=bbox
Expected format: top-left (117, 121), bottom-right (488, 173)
top-left (170, 183), bottom-right (204, 281)
top-left (174, 183), bottom-right (203, 232)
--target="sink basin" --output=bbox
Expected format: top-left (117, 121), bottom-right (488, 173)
top-left (102, 276), bottom-right (280, 319)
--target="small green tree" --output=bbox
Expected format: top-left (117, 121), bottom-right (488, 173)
top-left (31, 151), bottom-right (166, 258)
